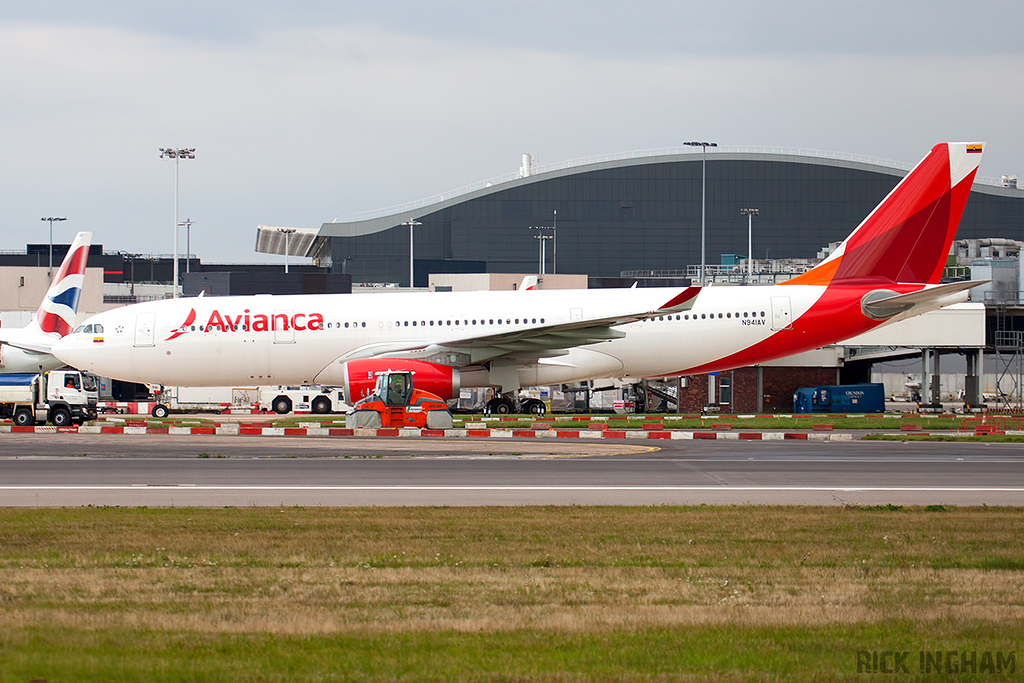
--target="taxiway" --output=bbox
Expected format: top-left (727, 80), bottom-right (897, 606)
top-left (1, 434), bottom-right (1022, 506)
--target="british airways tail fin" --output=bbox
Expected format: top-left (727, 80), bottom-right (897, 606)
top-left (28, 231), bottom-right (92, 338)
top-left (784, 143), bottom-right (983, 286)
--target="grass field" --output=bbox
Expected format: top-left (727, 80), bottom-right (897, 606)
top-left (1, 506), bottom-right (1021, 681)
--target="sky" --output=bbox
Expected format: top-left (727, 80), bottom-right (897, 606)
top-left (2, 1), bottom-right (1022, 264)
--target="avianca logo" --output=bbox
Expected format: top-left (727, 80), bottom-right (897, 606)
top-left (164, 308), bottom-right (325, 341)
top-left (165, 309), bottom-right (197, 341)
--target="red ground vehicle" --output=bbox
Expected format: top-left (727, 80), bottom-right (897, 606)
top-left (348, 370), bottom-right (453, 429)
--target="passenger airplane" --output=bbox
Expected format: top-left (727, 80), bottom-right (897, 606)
top-left (54, 143), bottom-right (985, 407)
top-left (1, 232), bottom-right (92, 374)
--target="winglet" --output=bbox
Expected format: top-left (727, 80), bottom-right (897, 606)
top-left (783, 143), bottom-right (983, 287)
top-left (659, 286), bottom-right (701, 312)
top-left (519, 276), bottom-right (539, 291)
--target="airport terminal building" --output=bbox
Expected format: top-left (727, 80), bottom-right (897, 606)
top-left (277, 147), bottom-right (1024, 287)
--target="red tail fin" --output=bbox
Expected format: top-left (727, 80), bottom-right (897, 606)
top-left (783, 143), bottom-right (983, 286)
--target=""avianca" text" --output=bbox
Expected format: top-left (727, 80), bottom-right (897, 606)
top-left (204, 310), bottom-right (324, 332)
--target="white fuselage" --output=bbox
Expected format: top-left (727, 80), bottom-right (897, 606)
top-left (53, 286), bottom-right (837, 389)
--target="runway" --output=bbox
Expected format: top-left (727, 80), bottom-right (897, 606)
top-left (1, 434), bottom-right (1023, 506)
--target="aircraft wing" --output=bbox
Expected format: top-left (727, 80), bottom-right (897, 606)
top-left (338, 286), bottom-right (701, 365)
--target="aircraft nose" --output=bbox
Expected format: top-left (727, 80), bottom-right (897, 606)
top-left (51, 335), bottom-right (86, 369)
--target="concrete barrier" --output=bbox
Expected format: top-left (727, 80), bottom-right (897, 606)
top-left (0, 420), bottom-right (891, 442)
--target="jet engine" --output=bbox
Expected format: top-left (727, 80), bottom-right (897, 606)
top-left (341, 358), bottom-right (461, 403)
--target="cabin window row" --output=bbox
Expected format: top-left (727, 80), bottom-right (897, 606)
top-left (381, 318), bottom-right (545, 328)
top-left (655, 311), bottom-right (767, 321)
top-left (181, 318), bottom-right (554, 332)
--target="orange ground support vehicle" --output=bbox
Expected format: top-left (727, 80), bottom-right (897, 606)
top-left (348, 370), bottom-right (453, 429)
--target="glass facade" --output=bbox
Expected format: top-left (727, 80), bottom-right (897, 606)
top-left (327, 154), bottom-right (1024, 286)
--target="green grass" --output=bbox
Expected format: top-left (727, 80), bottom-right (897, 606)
top-left (1, 507), bottom-right (1022, 680)
top-left (3, 624), bottom-right (1019, 682)
top-left (2, 506), bottom-right (1021, 571)
top-left (863, 433), bottom-right (1024, 442)
top-left (464, 413), bottom-right (972, 431)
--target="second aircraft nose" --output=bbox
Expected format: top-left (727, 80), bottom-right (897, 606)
top-left (51, 335), bottom-right (89, 371)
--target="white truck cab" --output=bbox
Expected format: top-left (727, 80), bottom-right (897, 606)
top-left (0, 370), bottom-right (97, 426)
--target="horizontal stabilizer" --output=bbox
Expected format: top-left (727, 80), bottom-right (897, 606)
top-left (0, 337), bottom-right (55, 354)
top-left (861, 280), bottom-right (984, 320)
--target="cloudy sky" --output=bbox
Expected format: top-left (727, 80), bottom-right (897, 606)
top-left (2, 1), bottom-right (1022, 263)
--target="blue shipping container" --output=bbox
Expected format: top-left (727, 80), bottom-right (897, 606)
top-left (793, 383), bottom-right (885, 414)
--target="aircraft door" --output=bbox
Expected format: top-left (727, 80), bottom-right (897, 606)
top-left (770, 296), bottom-right (793, 331)
top-left (134, 313), bottom-right (156, 347)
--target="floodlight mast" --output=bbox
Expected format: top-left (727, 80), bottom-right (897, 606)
top-left (40, 216), bottom-right (67, 281)
top-left (277, 227), bottom-right (297, 273)
top-left (683, 141), bottom-right (717, 285)
top-left (159, 147), bottom-right (195, 298)
top-left (552, 209), bottom-right (557, 275)
top-left (401, 219), bottom-right (422, 288)
top-left (740, 208), bottom-right (759, 282)
top-left (179, 218), bottom-right (194, 274)
top-left (529, 225), bottom-right (554, 288)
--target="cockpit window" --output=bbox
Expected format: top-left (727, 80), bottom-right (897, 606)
top-left (93, 324), bottom-right (103, 334)
top-left (73, 325), bottom-right (86, 334)
top-left (82, 324), bottom-right (94, 334)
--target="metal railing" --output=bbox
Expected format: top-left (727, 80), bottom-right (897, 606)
top-left (102, 294), bottom-right (165, 305)
top-left (620, 269), bottom-right (689, 278)
top-left (623, 260), bottom-right (816, 280)
top-left (984, 291), bottom-right (1023, 305)
top-left (995, 330), bottom-right (1024, 349)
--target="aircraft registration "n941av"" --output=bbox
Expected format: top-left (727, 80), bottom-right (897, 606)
top-left (53, 143), bottom-right (985, 402)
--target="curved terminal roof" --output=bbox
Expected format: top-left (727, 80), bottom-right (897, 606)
top-left (253, 146), bottom-right (1021, 259)
top-left (254, 225), bottom-right (320, 258)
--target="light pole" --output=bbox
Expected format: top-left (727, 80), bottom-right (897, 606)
top-left (683, 141), bottom-right (717, 285)
top-left (179, 218), bottom-right (194, 274)
top-left (277, 228), bottom-right (297, 273)
top-left (159, 147), bottom-right (195, 298)
top-left (40, 216), bottom-right (67, 281)
top-left (120, 252), bottom-right (140, 298)
top-left (401, 219), bottom-right (422, 288)
top-left (529, 226), bottom-right (554, 287)
top-left (740, 208), bottom-right (759, 283)
top-left (552, 209), bottom-right (557, 275)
